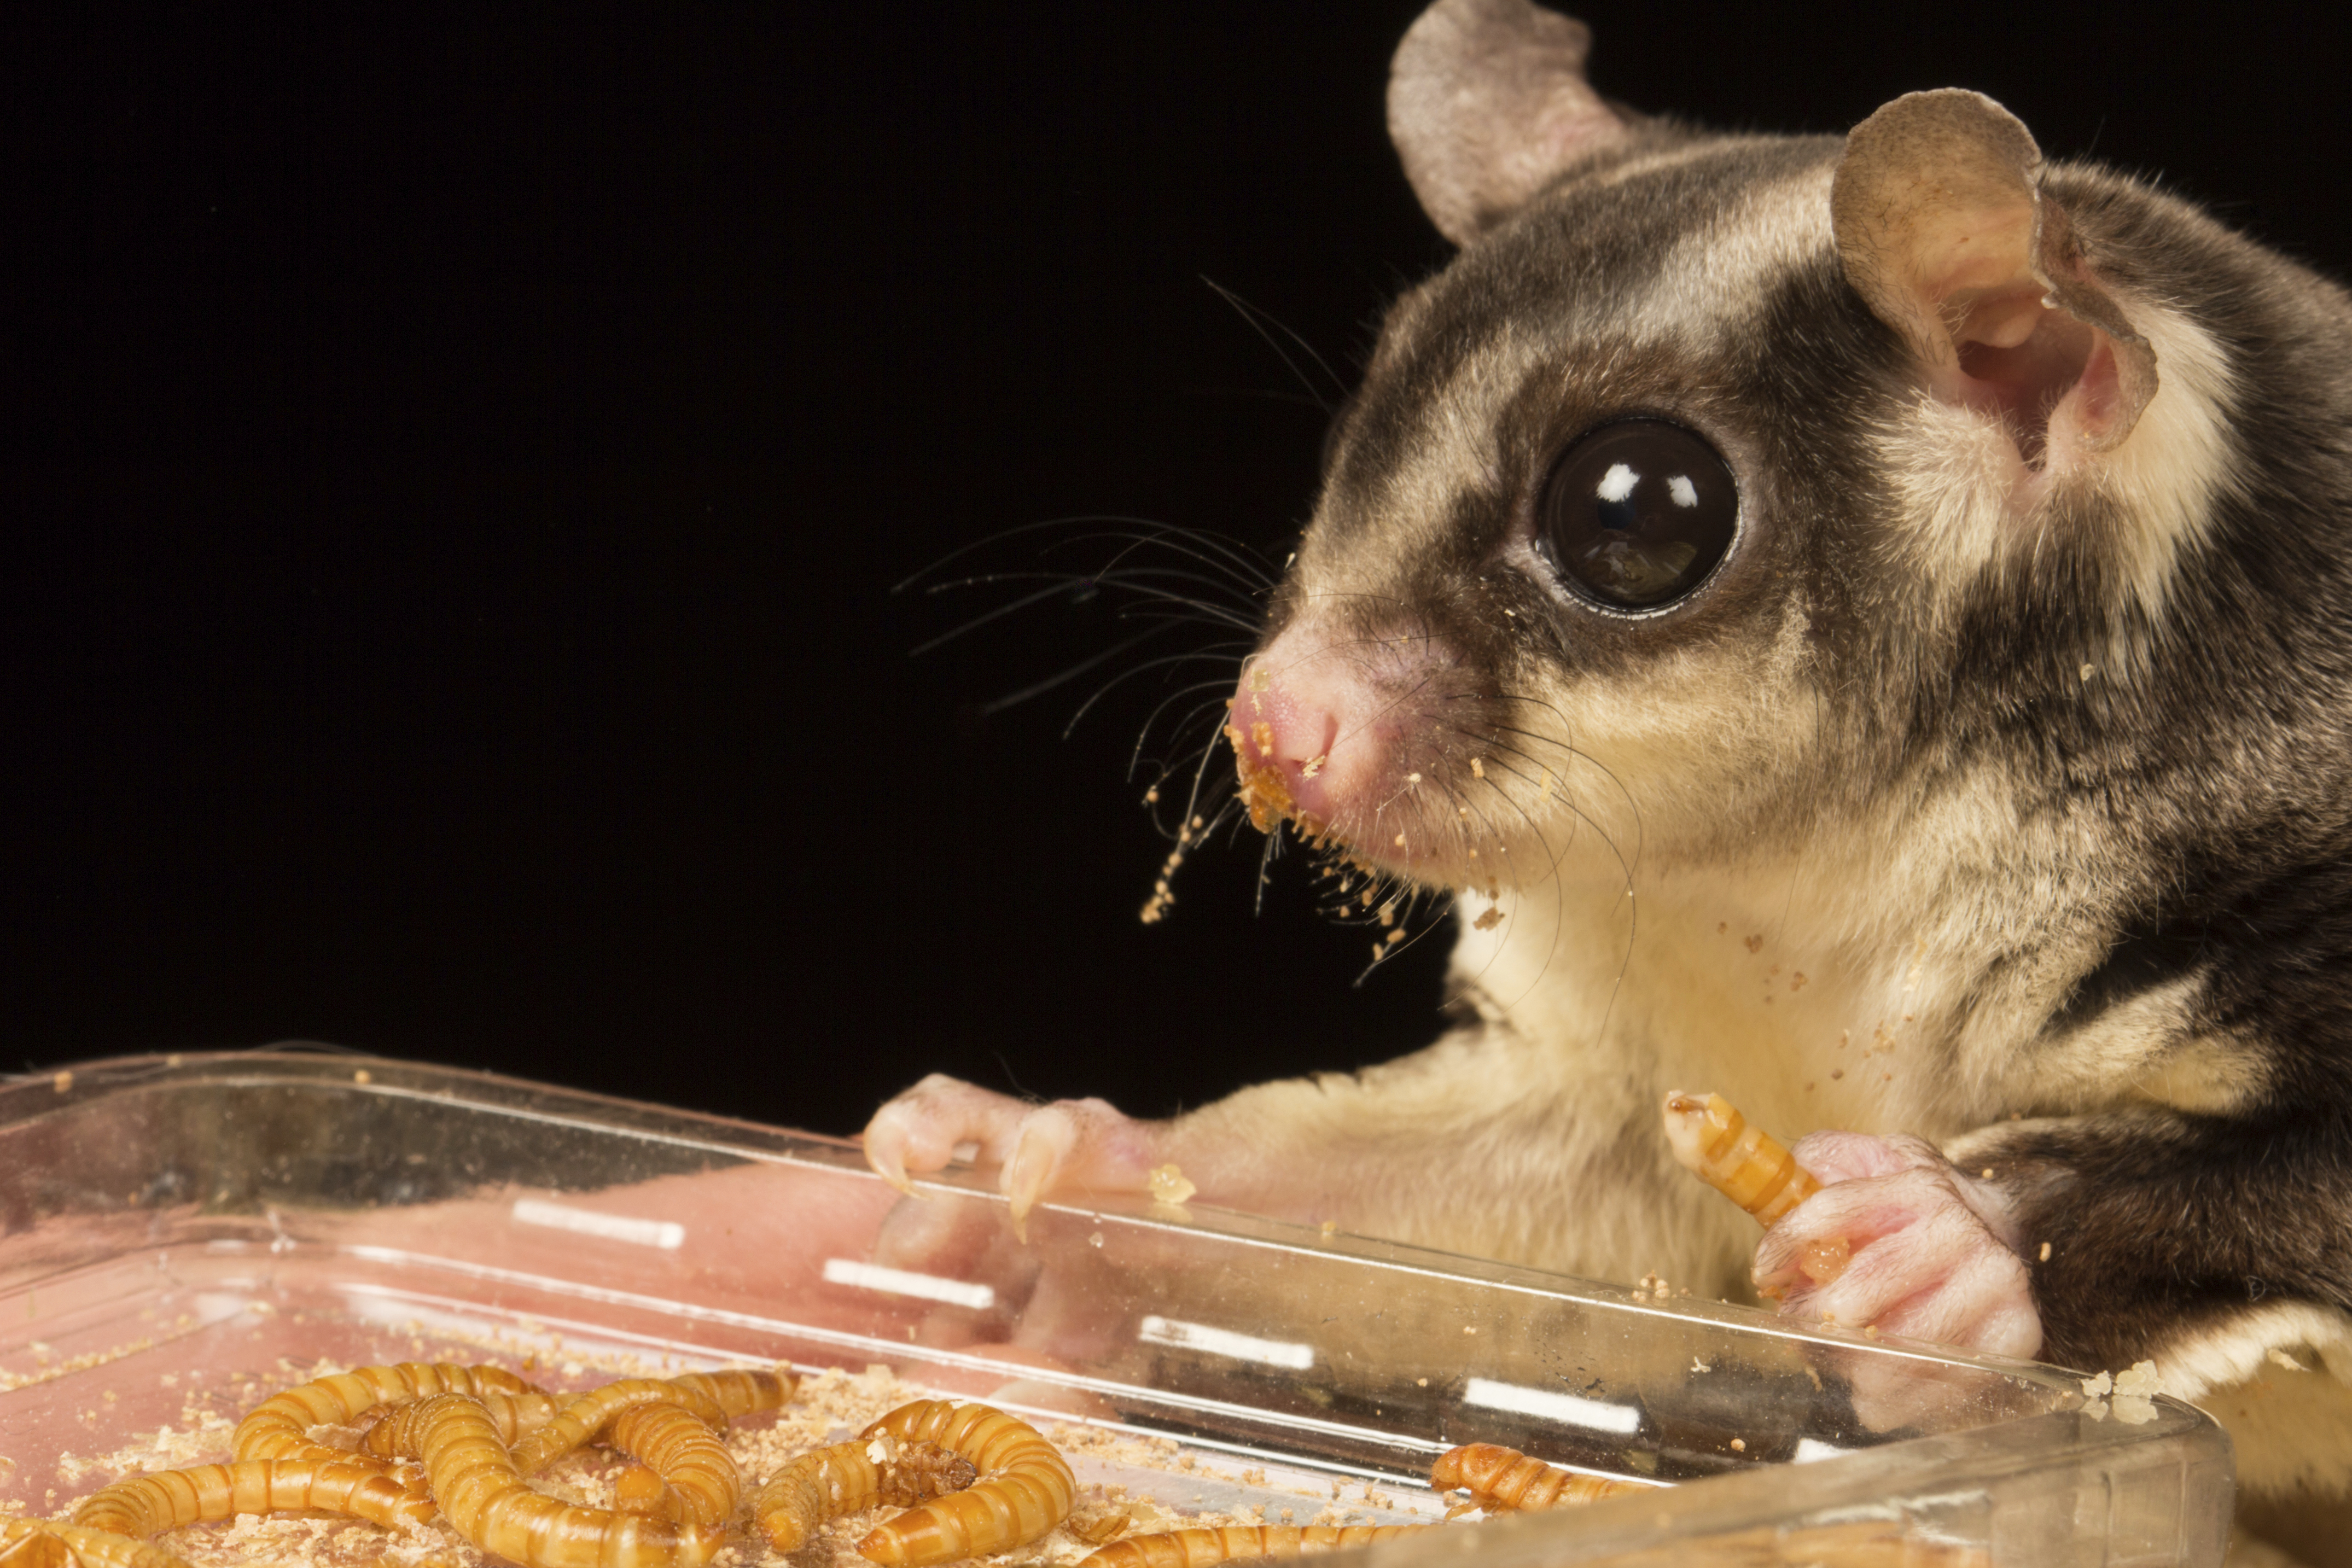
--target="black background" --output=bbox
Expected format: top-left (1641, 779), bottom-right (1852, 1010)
top-left (6, 5), bottom-right (2347, 1140)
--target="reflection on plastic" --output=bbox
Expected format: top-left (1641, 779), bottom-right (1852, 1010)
top-left (822, 1259), bottom-right (998, 1311)
top-left (1138, 1316), bottom-right (1314, 1371)
top-left (509, 1199), bottom-right (684, 1250)
top-left (1462, 1377), bottom-right (1640, 1434)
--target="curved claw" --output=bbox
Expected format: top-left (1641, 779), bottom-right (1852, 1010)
top-left (861, 1076), bottom-right (1165, 1241)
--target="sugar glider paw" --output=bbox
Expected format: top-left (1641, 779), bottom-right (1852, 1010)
top-left (1753, 1131), bottom-right (2041, 1361)
top-left (862, 1073), bottom-right (1159, 1228)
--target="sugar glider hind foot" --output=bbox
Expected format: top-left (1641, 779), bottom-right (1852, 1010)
top-left (863, 1074), bottom-right (1162, 1226)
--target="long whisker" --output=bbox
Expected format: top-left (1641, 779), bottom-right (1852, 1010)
top-left (1067, 661), bottom-right (1241, 739)
top-left (1133, 684), bottom-right (1252, 772)
top-left (1200, 276), bottom-right (1351, 412)
top-left (894, 515), bottom-right (1276, 596)
top-left (970, 626), bottom-right (1174, 719)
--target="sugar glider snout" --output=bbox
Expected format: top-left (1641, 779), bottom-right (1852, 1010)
top-left (1226, 625), bottom-right (1446, 855)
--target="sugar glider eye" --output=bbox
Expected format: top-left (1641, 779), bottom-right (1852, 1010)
top-left (1537, 420), bottom-right (1739, 610)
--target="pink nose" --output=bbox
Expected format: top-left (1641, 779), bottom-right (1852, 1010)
top-left (1227, 666), bottom-right (1344, 832)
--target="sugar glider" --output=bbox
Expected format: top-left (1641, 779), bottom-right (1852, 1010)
top-left (866, 0), bottom-right (2352, 1513)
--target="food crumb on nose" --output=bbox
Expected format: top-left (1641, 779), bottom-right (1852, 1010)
top-left (1472, 908), bottom-right (1503, 931)
top-left (1301, 754), bottom-right (1326, 778)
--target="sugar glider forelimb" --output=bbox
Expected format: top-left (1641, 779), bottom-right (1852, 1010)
top-left (866, 0), bottom-right (2352, 1505)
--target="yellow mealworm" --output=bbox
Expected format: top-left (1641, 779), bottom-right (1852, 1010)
top-left (71, 1457), bottom-right (435, 1537)
top-left (753, 1438), bottom-right (978, 1553)
top-left (1078, 1525), bottom-right (1428, 1568)
top-left (854, 1400), bottom-right (1075, 1565)
top-left (611, 1463), bottom-right (674, 1520)
top-left (1661, 1091), bottom-right (1822, 1227)
top-left (390, 1392), bottom-right (726, 1568)
top-left (668, 1368), bottom-right (796, 1419)
top-left (3, 1520), bottom-right (188, 1568)
top-left (603, 1402), bottom-right (737, 1526)
top-left (362, 1382), bottom-right (563, 1460)
top-left (1428, 1444), bottom-right (1650, 1511)
top-left (0, 1522), bottom-right (77, 1568)
top-left (509, 1369), bottom-right (791, 1476)
top-left (234, 1361), bottom-right (543, 1467)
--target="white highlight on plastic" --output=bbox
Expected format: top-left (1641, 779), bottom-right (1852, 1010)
top-left (1139, 1315), bottom-right (1315, 1371)
top-left (510, 1198), bottom-right (684, 1251)
top-left (1461, 1376), bottom-right (1641, 1433)
top-left (1597, 463), bottom-right (1639, 503)
top-left (1792, 1438), bottom-right (1849, 1464)
top-left (821, 1258), bottom-right (997, 1310)
top-left (1667, 474), bottom-right (1698, 508)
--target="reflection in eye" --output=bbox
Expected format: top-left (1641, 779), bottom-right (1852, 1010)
top-left (1539, 422), bottom-right (1739, 610)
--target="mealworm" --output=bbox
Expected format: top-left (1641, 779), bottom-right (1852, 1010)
top-left (612, 1463), bottom-right (674, 1519)
top-left (603, 1402), bottom-right (737, 1526)
top-left (669, 1368), bottom-right (796, 1419)
top-left (362, 1382), bottom-right (563, 1460)
top-left (1662, 1091), bottom-right (1821, 1227)
top-left (389, 1391), bottom-right (726, 1568)
top-left (71, 1457), bottom-right (435, 1537)
top-left (853, 1400), bottom-right (1075, 1565)
top-left (1077, 1525), bottom-right (1428, 1568)
top-left (753, 1438), bottom-right (979, 1553)
top-left (0, 1522), bottom-right (77, 1568)
top-left (508, 1370), bottom-right (793, 1476)
top-left (1429, 1444), bottom-right (1650, 1511)
top-left (234, 1361), bottom-right (545, 1467)
top-left (2, 1520), bottom-right (187, 1568)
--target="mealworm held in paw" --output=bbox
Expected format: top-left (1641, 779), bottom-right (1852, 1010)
top-left (1428, 1444), bottom-right (1652, 1510)
top-left (1078, 1524), bottom-right (1428, 1568)
top-left (854, 1400), bottom-right (1074, 1565)
top-left (1662, 1090), bottom-right (1821, 1227)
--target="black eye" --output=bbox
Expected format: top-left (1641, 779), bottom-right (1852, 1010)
top-left (1538, 420), bottom-right (1739, 610)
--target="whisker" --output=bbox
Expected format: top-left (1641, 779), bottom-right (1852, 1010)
top-left (1200, 276), bottom-right (1350, 412)
top-left (971, 625), bottom-right (1174, 719)
top-left (1133, 686), bottom-right (1249, 775)
top-left (1067, 661), bottom-right (1237, 740)
top-left (894, 514), bottom-right (1276, 596)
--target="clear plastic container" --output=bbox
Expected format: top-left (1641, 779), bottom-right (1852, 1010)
top-left (0, 1051), bottom-right (2230, 1565)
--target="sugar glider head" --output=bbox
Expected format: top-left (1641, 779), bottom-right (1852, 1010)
top-left (1227, 0), bottom-right (2246, 899)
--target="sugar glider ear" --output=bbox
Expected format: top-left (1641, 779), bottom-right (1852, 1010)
top-left (1833, 90), bottom-right (2157, 459)
top-left (1388, 0), bottom-right (1633, 246)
